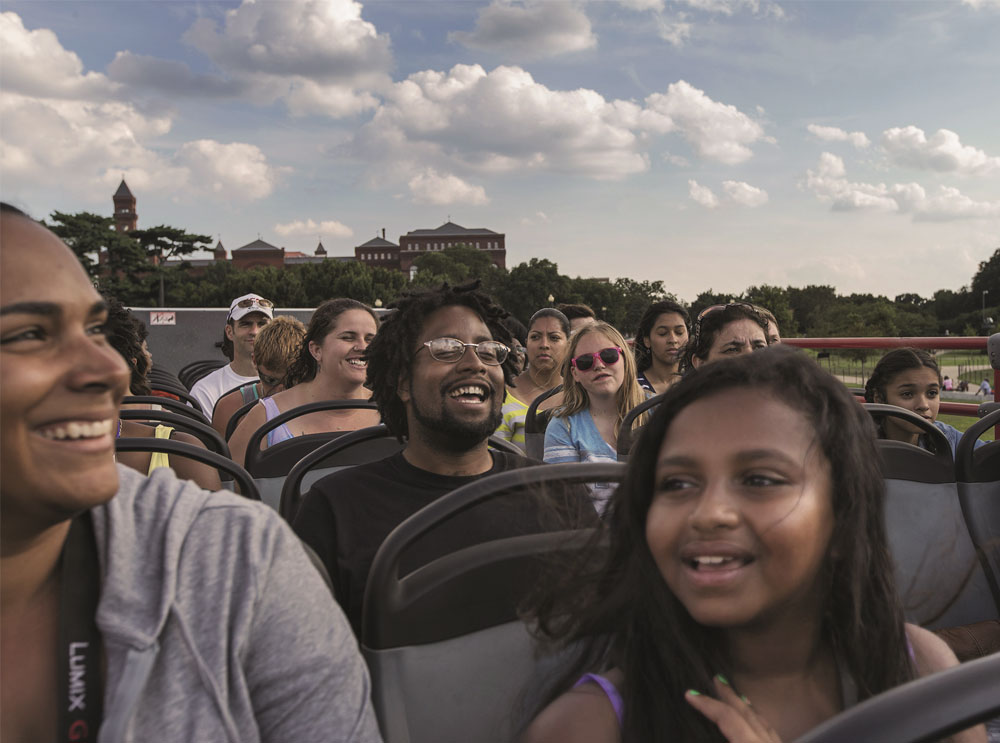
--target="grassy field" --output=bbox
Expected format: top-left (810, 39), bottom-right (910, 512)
top-left (938, 413), bottom-right (995, 441)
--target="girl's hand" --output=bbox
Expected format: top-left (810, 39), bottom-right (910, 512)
top-left (685, 675), bottom-right (782, 743)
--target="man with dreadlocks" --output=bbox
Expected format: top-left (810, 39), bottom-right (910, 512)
top-left (293, 282), bottom-right (592, 633)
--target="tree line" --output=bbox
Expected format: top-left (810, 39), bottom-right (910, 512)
top-left (48, 210), bottom-right (998, 340)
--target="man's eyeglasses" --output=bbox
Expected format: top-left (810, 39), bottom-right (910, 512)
top-left (420, 337), bottom-right (509, 366)
top-left (571, 346), bottom-right (623, 372)
top-left (235, 297), bottom-right (274, 310)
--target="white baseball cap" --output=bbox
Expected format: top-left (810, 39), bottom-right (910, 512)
top-left (228, 293), bottom-right (274, 322)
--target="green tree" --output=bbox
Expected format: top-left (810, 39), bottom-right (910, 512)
top-left (493, 258), bottom-right (573, 325)
top-left (131, 225), bottom-right (212, 306)
top-left (46, 211), bottom-right (149, 302)
top-left (411, 244), bottom-right (497, 288)
top-left (742, 285), bottom-right (795, 337)
top-left (786, 285), bottom-right (838, 336)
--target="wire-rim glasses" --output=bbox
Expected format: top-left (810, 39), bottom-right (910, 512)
top-left (419, 337), bottom-right (509, 366)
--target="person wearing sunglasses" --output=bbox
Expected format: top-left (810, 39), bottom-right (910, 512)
top-left (210, 315), bottom-right (306, 438)
top-left (189, 293), bottom-right (274, 416)
top-left (293, 283), bottom-right (594, 633)
top-left (681, 302), bottom-right (770, 372)
top-left (544, 322), bottom-right (648, 513)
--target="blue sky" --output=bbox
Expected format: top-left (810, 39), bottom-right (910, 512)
top-left (2, 0), bottom-right (998, 303)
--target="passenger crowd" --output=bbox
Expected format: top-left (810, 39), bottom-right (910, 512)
top-left (1, 203), bottom-right (993, 742)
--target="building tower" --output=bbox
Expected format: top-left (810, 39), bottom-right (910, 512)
top-left (113, 179), bottom-right (137, 232)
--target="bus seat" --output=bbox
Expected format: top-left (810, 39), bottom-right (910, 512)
top-left (524, 385), bottom-right (561, 460)
top-left (956, 408), bottom-right (1000, 616)
top-left (361, 462), bottom-right (623, 743)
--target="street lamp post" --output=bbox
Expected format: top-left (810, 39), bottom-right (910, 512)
top-left (983, 290), bottom-right (989, 328)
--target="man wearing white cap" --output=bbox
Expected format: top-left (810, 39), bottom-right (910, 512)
top-left (190, 293), bottom-right (274, 416)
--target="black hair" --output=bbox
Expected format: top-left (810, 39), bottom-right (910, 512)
top-left (101, 293), bottom-right (151, 396)
top-left (634, 300), bottom-right (690, 372)
top-left (285, 298), bottom-right (379, 387)
top-left (501, 314), bottom-right (528, 347)
top-left (527, 346), bottom-right (913, 741)
top-left (556, 303), bottom-right (596, 321)
top-left (528, 308), bottom-right (571, 337)
top-left (864, 348), bottom-right (942, 404)
top-left (365, 281), bottom-right (513, 440)
top-left (681, 303), bottom-right (769, 372)
top-left (0, 202), bottom-right (31, 219)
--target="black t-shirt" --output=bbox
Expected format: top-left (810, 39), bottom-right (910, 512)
top-left (293, 450), bottom-right (593, 634)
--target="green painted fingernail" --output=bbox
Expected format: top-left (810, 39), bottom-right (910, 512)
top-left (741, 695), bottom-right (752, 705)
top-left (687, 689), bottom-right (701, 696)
top-left (716, 674), bottom-right (729, 685)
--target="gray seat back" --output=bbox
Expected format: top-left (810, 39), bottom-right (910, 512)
top-left (362, 462), bottom-right (622, 743)
top-left (956, 407), bottom-right (1000, 614)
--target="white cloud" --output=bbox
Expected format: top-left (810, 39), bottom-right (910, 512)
top-left (675, 0), bottom-right (784, 17)
top-left (0, 12), bottom-right (120, 99)
top-left (349, 68), bottom-right (765, 185)
top-left (618, 0), bottom-right (666, 9)
top-left (664, 152), bottom-right (692, 167)
top-left (109, 0), bottom-right (391, 118)
top-left (643, 81), bottom-right (768, 165)
top-left (881, 126), bottom-right (1000, 176)
top-left (275, 219), bottom-right (353, 238)
top-left (449, 1), bottom-right (597, 60)
top-left (688, 180), bottom-right (719, 208)
top-left (807, 123), bottom-right (870, 149)
top-left (408, 169), bottom-right (489, 205)
top-left (805, 152), bottom-right (1000, 221)
top-left (655, 13), bottom-right (693, 46)
top-left (722, 180), bottom-right (769, 207)
top-left (961, 0), bottom-right (1000, 7)
top-left (520, 211), bottom-right (551, 225)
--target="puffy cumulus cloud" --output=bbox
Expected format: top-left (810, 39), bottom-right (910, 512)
top-left (408, 169), bottom-right (489, 206)
top-left (961, 0), bottom-right (1000, 7)
top-left (0, 12), bottom-right (119, 100)
top-left (806, 124), bottom-right (870, 149)
top-left (109, 0), bottom-right (391, 117)
top-left (805, 153), bottom-right (1000, 221)
top-left (275, 218), bottom-right (353, 238)
top-left (449, 1), bottom-right (596, 60)
top-left (642, 81), bottom-right (767, 165)
top-left (722, 180), bottom-right (768, 207)
top-left (881, 126), bottom-right (1000, 176)
top-left (688, 180), bottom-right (719, 208)
top-left (175, 141), bottom-right (283, 201)
top-left (348, 68), bottom-right (764, 184)
top-left (618, 0), bottom-right (666, 9)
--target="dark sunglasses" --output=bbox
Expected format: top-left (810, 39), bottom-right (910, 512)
top-left (420, 337), bottom-right (509, 366)
top-left (258, 372), bottom-right (284, 388)
top-left (571, 346), bottom-right (623, 372)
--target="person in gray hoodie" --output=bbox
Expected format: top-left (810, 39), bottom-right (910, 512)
top-left (0, 203), bottom-right (381, 743)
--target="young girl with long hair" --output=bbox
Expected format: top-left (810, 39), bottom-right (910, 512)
top-left (634, 300), bottom-right (690, 394)
top-left (543, 322), bottom-right (647, 511)
top-left (864, 348), bottom-right (983, 457)
top-left (523, 346), bottom-right (982, 743)
top-left (229, 298), bottom-right (380, 466)
top-left (495, 308), bottom-right (570, 450)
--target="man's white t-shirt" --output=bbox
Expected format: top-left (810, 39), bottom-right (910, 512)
top-left (190, 364), bottom-right (258, 417)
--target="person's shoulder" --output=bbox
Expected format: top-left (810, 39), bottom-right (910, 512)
top-left (309, 452), bottom-right (403, 495)
top-left (492, 450), bottom-right (535, 471)
top-left (906, 623), bottom-right (961, 676)
top-left (520, 683), bottom-right (621, 743)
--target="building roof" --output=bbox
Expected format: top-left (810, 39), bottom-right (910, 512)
top-left (315, 240), bottom-right (327, 255)
top-left (114, 179), bottom-right (134, 199)
top-left (357, 236), bottom-right (398, 249)
top-left (233, 238), bottom-right (282, 252)
top-left (284, 251), bottom-right (307, 258)
top-left (404, 221), bottom-right (500, 237)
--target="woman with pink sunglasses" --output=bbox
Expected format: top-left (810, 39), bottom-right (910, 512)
top-left (544, 322), bottom-right (648, 512)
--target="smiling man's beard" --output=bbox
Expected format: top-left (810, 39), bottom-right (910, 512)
top-left (408, 388), bottom-right (503, 453)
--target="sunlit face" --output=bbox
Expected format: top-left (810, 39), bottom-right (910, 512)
top-left (1, 214), bottom-right (130, 535)
top-left (644, 312), bottom-right (688, 367)
top-left (526, 316), bottom-right (568, 374)
top-left (878, 367), bottom-right (941, 441)
top-left (695, 318), bottom-right (768, 367)
top-left (227, 312), bottom-right (269, 363)
top-left (309, 308), bottom-right (377, 387)
top-left (646, 390), bottom-right (834, 629)
top-left (570, 331), bottom-right (626, 400)
top-left (399, 305), bottom-right (504, 447)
